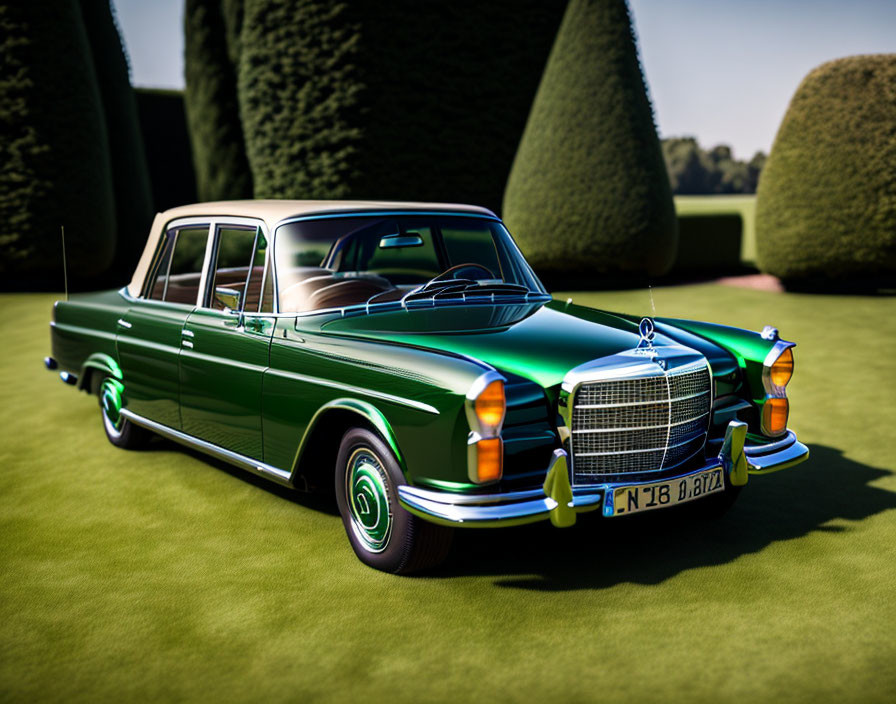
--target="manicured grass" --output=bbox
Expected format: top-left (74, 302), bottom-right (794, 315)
top-left (2, 287), bottom-right (894, 703)
top-left (675, 194), bottom-right (757, 265)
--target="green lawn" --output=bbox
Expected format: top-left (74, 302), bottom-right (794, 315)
top-left (2, 286), bottom-right (894, 703)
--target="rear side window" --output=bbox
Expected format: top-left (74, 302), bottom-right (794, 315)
top-left (148, 226), bottom-right (210, 304)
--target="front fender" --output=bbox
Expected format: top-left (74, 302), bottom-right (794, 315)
top-left (289, 398), bottom-right (405, 486)
top-left (657, 318), bottom-right (777, 399)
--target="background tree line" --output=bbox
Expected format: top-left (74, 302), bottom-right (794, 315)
top-left (661, 137), bottom-right (766, 195)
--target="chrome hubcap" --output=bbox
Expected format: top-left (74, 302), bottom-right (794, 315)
top-left (345, 448), bottom-right (392, 553)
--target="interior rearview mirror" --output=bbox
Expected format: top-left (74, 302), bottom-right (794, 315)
top-left (379, 232), bottom-right (424, 249)
top-left (214, 286), bottom-right (241, 312)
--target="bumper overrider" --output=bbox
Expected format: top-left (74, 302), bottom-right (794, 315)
top-left (397, 421), bottom-right (809, 528)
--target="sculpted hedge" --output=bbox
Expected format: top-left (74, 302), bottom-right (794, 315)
top-left (756, 55), bottom-right (896, 286)
top-left (0, 1), bottom-right (116, 286)
top-left (503, 0), bottom-right (677, 282)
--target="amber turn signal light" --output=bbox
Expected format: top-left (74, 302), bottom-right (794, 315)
top-left (770, 347), bottom-right (794, 388)
top-left (762, 397), bottom-right (789, 436)
top-left (475, 380), bottom-right (506, 435)
top-left (476, 437), bottom-right (503, 483)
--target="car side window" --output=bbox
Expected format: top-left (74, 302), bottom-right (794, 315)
top-left (210, 225), bottom-right (271, 312)
top-left (147, 226), bottom-right (210, 304)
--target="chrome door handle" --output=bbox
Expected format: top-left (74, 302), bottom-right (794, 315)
top-left (117, 318), bottom-right (132, 329)
top-left (182, 340), bottom-right (194, 349)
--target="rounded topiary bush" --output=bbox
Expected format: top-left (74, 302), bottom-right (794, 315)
top-left (502, 0), bottom-right (677, 283)
top-left (756, 54), bottom-right (896, 287)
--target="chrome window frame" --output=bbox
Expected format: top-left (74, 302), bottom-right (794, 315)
top-left (138, 216), bottom-right (276, 316)
top-left (207, 220), bottom-right (272, 314)
top-left (140, 217), bottom-right (214, 305)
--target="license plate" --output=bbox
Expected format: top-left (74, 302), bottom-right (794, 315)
top-left (611, 467), bottom-right (725, 516)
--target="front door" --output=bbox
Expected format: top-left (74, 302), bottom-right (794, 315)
top-left (117, 222), bottom-right (212, 428)
top-left (179, 223), bottom-right (275, 460)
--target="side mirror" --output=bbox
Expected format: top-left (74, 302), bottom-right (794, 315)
top-left (379, 232), bottom-right (424, 249)
top-left (214, 286), bottom-right (242, 312)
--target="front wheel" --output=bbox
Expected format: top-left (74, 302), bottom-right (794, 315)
top-left (335, 428), bottom-right (453, 574)
top-left (99, 377), bottom-right (151, 449)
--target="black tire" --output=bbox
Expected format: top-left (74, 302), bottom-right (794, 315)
top-left (98, 376), bottom-right (151, 449)
top-left (335, 427), bottom-right (453, 574)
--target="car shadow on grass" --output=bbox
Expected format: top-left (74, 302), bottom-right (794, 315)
top-left (440, 445), bottom-right (896, 589)
top-left (146, 437), bottom-right (342, 516)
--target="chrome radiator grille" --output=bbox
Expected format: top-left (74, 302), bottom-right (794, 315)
top-left (570, 362), bottom-right (712, 482)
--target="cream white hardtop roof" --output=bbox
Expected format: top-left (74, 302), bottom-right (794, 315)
top-left (128, 199), bottom-right (497, 297)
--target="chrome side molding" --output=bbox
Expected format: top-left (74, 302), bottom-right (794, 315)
top-left (119, 409), bottom-right (294, 487)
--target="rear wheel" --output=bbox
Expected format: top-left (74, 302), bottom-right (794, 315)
top-left (335, 427), bottom-right (453, 574)
top-left (99, 377), bottom-right (151, 449)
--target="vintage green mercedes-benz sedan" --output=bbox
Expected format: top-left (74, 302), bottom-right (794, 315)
top-left (47, 200), bottom-right (808, 573)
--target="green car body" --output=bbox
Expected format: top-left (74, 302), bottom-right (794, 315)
top-left (47, 200), bottom-right (808, 573)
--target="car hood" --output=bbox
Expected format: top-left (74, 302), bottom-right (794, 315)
top-left (318, 300), bottom-right (738, 388)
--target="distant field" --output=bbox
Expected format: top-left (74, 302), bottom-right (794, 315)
top-left (2, 287), bottom-right (894, 703)
top-left (675, 194), bottom-right (757, 267)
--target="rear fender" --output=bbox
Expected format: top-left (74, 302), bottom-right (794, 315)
top-left (78, 353), bottom-right (122, 392)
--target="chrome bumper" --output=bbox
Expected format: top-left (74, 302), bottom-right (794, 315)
top-left (397, 428), bottom-right (809, 528)
top-left (743, 430), bottom-right (809, 474)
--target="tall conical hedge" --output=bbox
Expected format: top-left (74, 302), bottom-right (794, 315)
top-left (135, 89), bottom-right (198, 212)
top-left (0, 0), bottom-right (116, 287)
top-left (184, 0), bottom-right (253, 201)
top-left (235, 0), bottom-right (565, 212)
top-left (503, 0), bottom-right (677, 281)
top-left (78, 0), bottom-right (154, 282)
top-left (756, 55), bottom-right (896, 286)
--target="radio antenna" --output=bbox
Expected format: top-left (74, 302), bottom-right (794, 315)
top-left (647, 282), bottom-right (656, 316)
top-left (61, 225), bottom-right (69, 302)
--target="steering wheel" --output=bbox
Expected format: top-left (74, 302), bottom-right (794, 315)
top-left (431, 263), bottom-right (495, 282)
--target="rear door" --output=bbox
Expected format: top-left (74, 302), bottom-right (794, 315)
top-left (179, 221), bottom-right (275, 460)
top-left (117, 221), bottom-right (212, 428)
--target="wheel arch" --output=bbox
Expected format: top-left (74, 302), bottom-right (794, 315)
top-left (289, 398), bottom-right (406, 492)
top-left (78, 353), bottom-right (123, 393)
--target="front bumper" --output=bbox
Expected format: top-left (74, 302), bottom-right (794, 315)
top-left (397, 428), bottom-right (809, 528)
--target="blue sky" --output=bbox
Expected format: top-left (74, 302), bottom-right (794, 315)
top-left (112, 0), bottom-right (896, 160)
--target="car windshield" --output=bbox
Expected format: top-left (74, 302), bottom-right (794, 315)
top-left (274, 214), bottom-right (547, 313)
